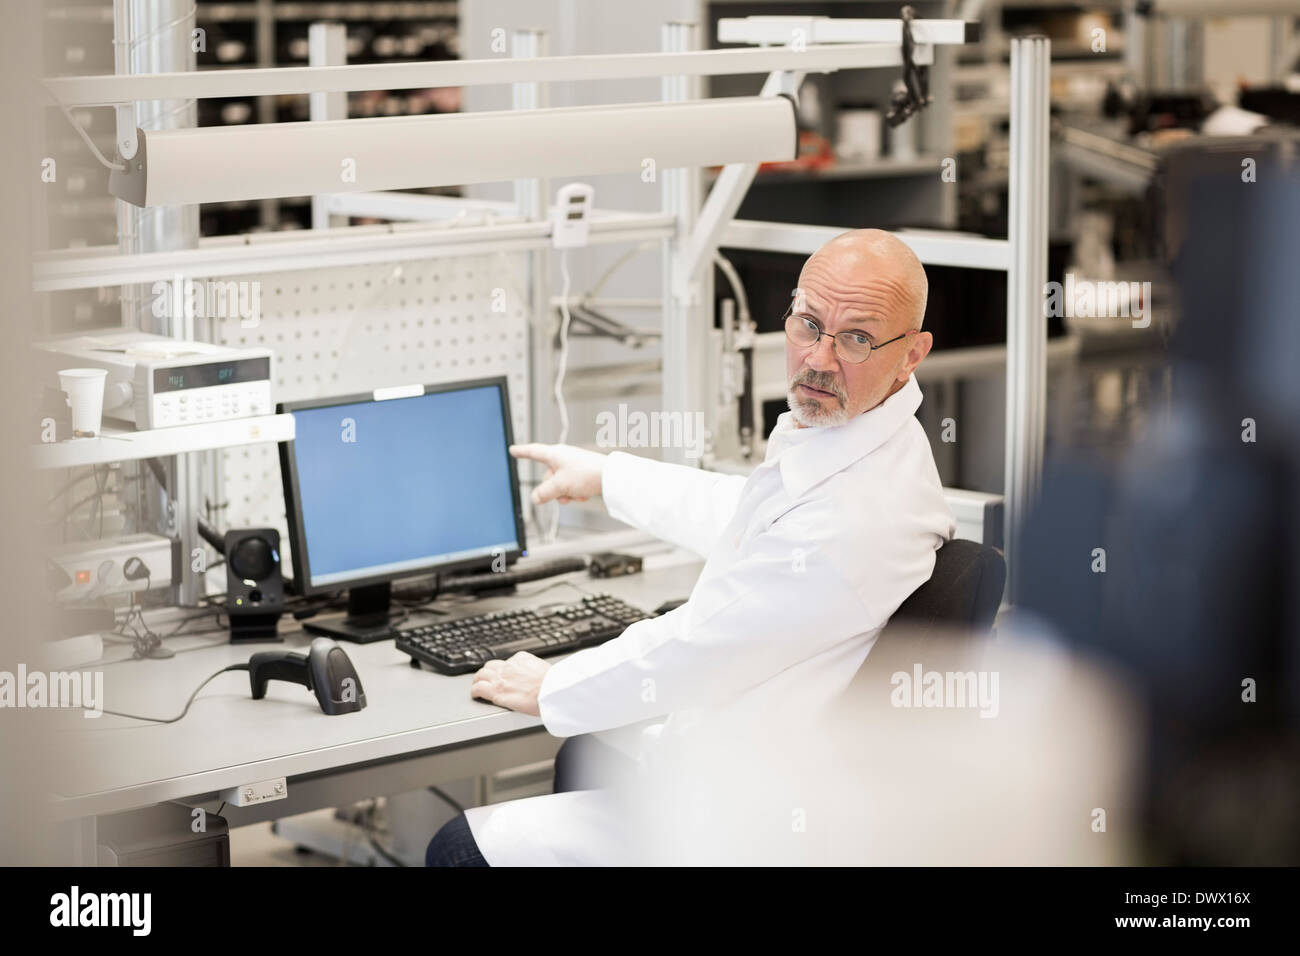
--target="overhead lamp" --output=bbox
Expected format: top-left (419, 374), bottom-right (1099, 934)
top-left (109, 96), bottom-right (797, 207)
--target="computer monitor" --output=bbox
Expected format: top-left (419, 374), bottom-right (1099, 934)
top-left (278, 377), bottom-right (527, 642)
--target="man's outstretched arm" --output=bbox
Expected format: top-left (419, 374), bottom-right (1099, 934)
top-left (509, 443), bottom-right (746, 558)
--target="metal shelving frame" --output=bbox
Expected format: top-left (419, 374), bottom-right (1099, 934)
top-left (35, 16), bottom-right (1049, 603)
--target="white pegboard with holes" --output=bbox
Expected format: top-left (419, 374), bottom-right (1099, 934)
top-left (206, 253), bottom-right (533, 572)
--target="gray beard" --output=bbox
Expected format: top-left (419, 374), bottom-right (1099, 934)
top-left (787, 388), bottom-right (851, 428)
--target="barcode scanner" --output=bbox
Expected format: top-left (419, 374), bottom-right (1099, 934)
top-left (246, 637), bottom-right (367, 715)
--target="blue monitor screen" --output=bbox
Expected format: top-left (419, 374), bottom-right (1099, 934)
top-left (288, 384), bottom-right (521, 588)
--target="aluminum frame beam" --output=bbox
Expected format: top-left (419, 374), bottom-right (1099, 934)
top-left (721, 220), bottom-right (1010, 271)
top-left (717, 16), bottom-right (979, 46)
top-left (32, 213), bottom-right (676, 292)
top-left (45, 43), bottom-right (934, 107)
top-left (1004, 36), bottom-right (1052, 604)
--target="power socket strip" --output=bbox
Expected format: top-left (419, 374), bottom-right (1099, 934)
top-left (221, 777), bottom-right (287, 808)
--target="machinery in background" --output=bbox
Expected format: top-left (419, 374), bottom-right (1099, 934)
top-left (43, 529), bottom-right (181, 661)
top-left (45, 532), bottom-right (176, 601)
top-left (33, 330), bottom-right (273, 430)
top-left (1102, 80), bottom-right (1218, 136)
top-left (714, 296), bottom-right (758, 463)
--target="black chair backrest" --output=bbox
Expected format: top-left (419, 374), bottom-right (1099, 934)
top-left (884, 538), bottom-right (1006, 638)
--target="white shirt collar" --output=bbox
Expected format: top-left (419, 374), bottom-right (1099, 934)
top-left (765, 375), bottom-right (924, 499)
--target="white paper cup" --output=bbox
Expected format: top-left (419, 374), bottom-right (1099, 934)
top-left (58, 368), bottom-right (108, 438)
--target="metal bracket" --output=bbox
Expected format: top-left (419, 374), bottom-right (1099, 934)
top-left (770, 69), bottom-right (802, 99)
top-left (115, 103), bottom-right (138, 161)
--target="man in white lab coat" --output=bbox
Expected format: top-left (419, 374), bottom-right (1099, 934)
top-left (426, 229), bottom-right (955, 866)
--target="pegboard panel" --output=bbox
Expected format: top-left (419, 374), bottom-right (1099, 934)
top-left (207, 252), bottom-right (533, 573)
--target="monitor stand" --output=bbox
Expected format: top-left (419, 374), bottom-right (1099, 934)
top-left (303, 582), bottom-right (400, 644)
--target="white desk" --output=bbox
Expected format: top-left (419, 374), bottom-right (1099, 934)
top-left (50, 551), bottom-right (704, 861)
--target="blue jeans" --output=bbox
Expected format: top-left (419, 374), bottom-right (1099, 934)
top-left (424, 736), bottom-right (634, 866)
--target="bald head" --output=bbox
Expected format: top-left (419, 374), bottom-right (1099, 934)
top-left (785, 228), bottom-right (935, 427)
top-left (801, 229), bottom-right (928, 331)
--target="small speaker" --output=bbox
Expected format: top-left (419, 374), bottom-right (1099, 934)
top-left (224, 528), bottom-right (285, 642)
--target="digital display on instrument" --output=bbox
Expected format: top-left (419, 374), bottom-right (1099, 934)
top-left (153, 357), bottom-right (270, 393)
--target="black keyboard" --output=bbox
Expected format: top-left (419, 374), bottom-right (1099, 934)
top-left (395, 593), bottom-right (649, 675)
top-left (439, 555), bottom-right (588, 593)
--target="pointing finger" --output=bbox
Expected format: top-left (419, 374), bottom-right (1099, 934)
top-left (508, 443), bottom-right (555, 467)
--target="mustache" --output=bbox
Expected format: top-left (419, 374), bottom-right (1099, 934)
top-left (791, 368), bottom-right (846, 402)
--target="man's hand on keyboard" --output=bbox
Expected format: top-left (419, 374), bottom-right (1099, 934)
top-left (508, 443), bottom-right (607, 505)
top-left (470, 651), bottom-right (552, 716)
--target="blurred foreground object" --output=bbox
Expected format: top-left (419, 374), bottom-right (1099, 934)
top-left (622, 626), bottom-right (1140, 865)
top-left (1018, 150), bottom-right (1300, 864)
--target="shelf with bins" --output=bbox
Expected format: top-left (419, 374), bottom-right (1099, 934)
top-left (33, 414), bottom-right (295, 470)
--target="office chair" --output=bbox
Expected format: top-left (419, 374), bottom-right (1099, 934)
top-left (844, 537), bottom-right (1005, 697)
top-left (879, 538), bottom-right (1006, 642)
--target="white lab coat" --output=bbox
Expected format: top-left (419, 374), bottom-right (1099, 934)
top-left (464, 375), bottom-right (955, 865)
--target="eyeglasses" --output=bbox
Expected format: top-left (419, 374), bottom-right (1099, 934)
top-left (783, 307), bottom-right (914, 365)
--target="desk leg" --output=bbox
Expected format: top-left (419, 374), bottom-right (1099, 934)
top-left (66, 815), bottom-right (97, 866)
